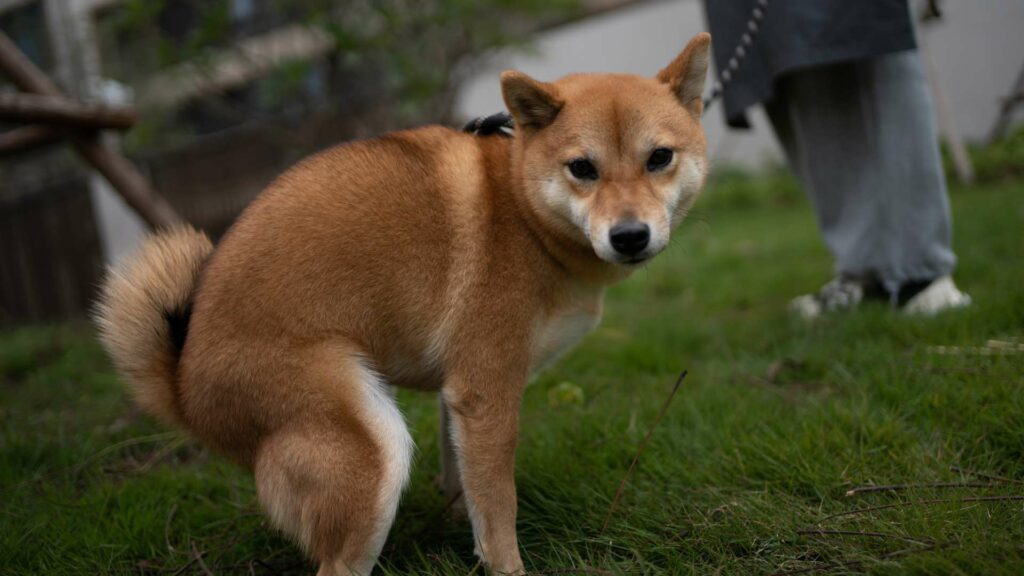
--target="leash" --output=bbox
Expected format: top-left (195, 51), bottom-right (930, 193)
top-left (464, 0), bottom-right (770, 135)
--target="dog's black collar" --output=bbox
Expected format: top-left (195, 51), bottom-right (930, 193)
top-left (462, 112), bottom-right (514, 137)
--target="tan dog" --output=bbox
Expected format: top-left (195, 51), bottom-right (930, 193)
top-left (96, 33), bottom-right (711, 575)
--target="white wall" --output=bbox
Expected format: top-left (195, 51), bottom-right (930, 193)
top-left (923, 0), bottom-right (1024, 140)
top-left (456, 0), bottom-right (1024, 170)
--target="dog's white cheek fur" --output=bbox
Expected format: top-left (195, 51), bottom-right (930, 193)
top-left (540, 178), bottom-right (590, 238)
top-left (590, 224), bottom-right (617, 262)
top-left (668, 154), bottom-right (706, 227)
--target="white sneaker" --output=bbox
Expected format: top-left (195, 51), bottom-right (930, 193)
top-left (902, 276), bottom-right (971, 315)
top-left (791, 275), bottom-right (971, 319)
top-left (789, 277), bottom-right (866, 319)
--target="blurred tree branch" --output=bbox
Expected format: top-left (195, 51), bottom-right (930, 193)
top-left (98, 0), bottom-right (659, 156)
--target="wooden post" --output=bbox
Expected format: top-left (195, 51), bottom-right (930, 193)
top-left (0, 31), bottom-right (182, 230)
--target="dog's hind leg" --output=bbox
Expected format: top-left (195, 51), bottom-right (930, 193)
top-left (254, 354), bottom-right (413, 576)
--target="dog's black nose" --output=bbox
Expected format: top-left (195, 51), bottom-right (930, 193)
top-left (609, 222), bottom-right (650, 256)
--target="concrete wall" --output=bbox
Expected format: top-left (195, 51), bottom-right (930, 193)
top-left (456, 0), bottom-right (1024, 170)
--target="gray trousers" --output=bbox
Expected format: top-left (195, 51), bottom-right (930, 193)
top-left (765, 50), bottom-right (957, 292)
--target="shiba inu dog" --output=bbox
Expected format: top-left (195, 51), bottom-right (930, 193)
top-left (96, 33), bottom-right (711, 575)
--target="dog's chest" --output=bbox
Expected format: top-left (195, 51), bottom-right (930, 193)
top-left (530, 300), bottom-right (602, 372)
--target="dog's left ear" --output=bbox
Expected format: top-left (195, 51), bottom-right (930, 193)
top-left (657, 32), bottom-right (711, 116)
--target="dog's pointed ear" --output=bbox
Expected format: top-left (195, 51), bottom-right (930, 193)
top-left (501, 71), bottom-right (563, 130)
top-left (657, 32), bottom-right (711, 116)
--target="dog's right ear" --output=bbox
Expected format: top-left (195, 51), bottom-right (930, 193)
top-left (501, 71), bottom-right (563, 130)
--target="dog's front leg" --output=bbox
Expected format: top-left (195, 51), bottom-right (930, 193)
top-left (437, 395), bottom-right (466, 514)
top-left (442, 365), bottom-right (526, 575)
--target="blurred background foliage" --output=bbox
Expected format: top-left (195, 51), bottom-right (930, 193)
top-left (96, 0), bottom-right (578, 152)
top-left (959, 125), bottom-right (1024, 183)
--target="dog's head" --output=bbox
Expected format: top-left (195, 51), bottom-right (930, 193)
top-left (502, 33), bottom-right (710, 267)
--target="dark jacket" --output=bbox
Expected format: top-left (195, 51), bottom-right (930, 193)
top-left (705, 0), bottom-right (917, 128)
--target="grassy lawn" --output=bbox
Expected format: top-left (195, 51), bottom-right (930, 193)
top-left (2, 172), bottom-right (1022, 575)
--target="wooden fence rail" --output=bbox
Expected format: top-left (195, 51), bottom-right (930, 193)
top-left (0, 31), bottom-right (181, 230)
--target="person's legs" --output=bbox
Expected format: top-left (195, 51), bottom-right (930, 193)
top-left (766, 50), bottom-right (967, 314)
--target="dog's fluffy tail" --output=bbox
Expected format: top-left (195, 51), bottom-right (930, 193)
top-left (94, 226), bottom-right (214, 427)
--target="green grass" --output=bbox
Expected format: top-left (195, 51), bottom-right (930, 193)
top-left (945, 126), bottom-right (1024, 185)
top-left (2, 174), bottom-right (1023, 575)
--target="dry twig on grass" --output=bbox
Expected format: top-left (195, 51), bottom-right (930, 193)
top-left (533, 567), bottom-right (616, 575)
top-left (771, 539), bottom-right (955, 576)
top-left (600, 370), bottom-right (688, 534)
top-left (190, 541), bottom-right (215, 576)
top-left (168, 557), bottom-right (199, 576)
top-left (796, 528), bottom-right (934, 546)
top-left (164, 504), bottom-right (179, 554)
top-left (817, 495), bottom-right (1024, 524)
top-left (951, 465), bottom-right (1024, 486)
top-left (844, 482), bottom-right (998, 497)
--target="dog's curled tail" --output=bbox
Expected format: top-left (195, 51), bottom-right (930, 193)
top-left (94, 226), bottom-right (213, 427)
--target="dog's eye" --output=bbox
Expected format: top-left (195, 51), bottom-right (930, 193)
top-left (567, 158), bottom-right (598, 181)
top-left (646, 148), bottom-right (674, 172)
